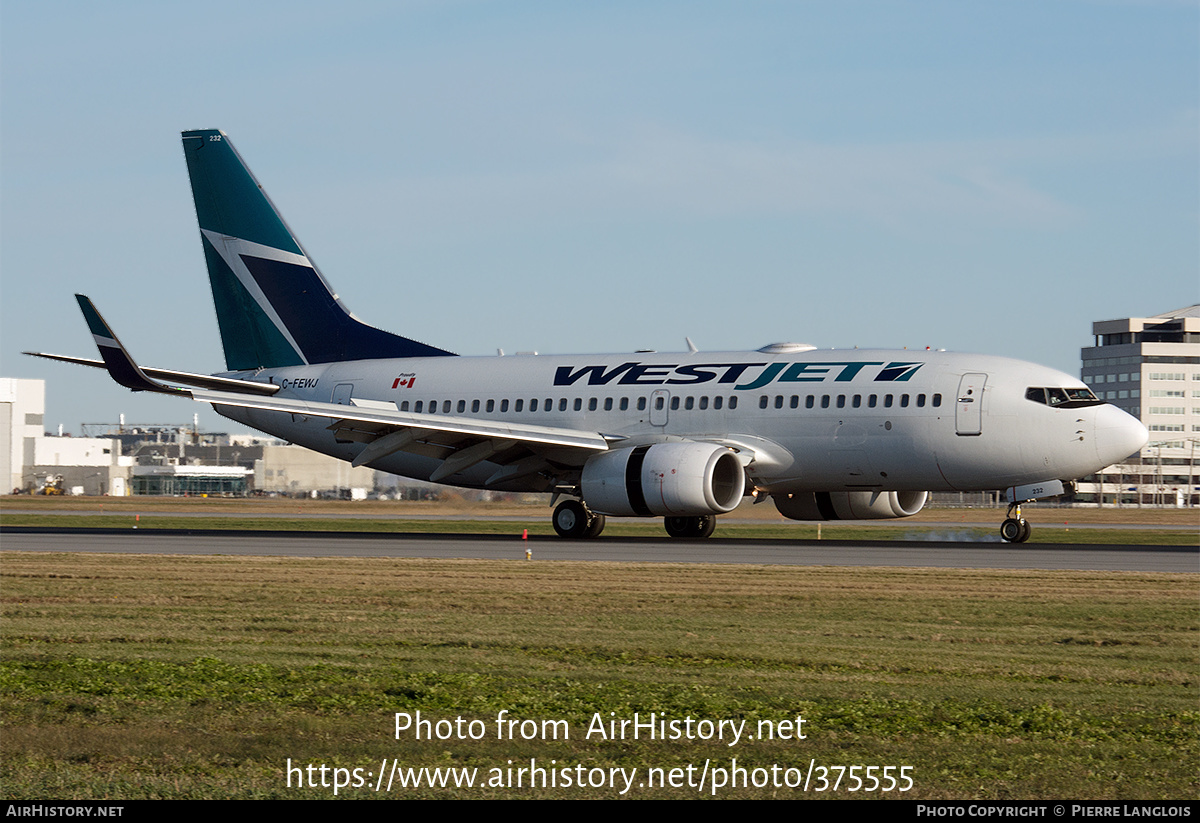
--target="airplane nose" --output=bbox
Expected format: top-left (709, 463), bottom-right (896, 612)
top-left (1093, 404), bottom-right (1148, 467)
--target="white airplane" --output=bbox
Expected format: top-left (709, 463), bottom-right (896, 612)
top-left (28, 129), bottom-right (1148, 543)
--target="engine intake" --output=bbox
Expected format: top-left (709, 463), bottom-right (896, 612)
top-left (773, 490), bottom-right (928, 521)
top-left (582, 443), bottom-right (746, 517)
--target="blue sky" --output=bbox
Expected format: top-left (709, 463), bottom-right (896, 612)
top-left (2, 1), bottom-right (1196, 433)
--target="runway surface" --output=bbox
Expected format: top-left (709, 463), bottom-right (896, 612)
top-left (2, 527), bottom-right (1196, 572)
top-left (10, 508), bottom-right (1190, 530)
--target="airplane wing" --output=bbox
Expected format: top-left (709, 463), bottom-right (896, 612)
top-left (189, 389), bottom-right (612, 483)
top-left (37, 295), bottom-right (613, 486)
top-left (24, 296), bottom-right (281, 397)
top-left (22, 351), bottom-right (282, 396)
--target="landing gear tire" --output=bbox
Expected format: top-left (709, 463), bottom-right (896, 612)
top-left (1000, 517), bottom-right (1031, 543)
top-left (584, 512), bottom-right (606, 539)
top-left (1000, 518), bottom-right (1021, 542)
top-left (664, 515), bottom-right (716, 539)
top-left (553, 500), bottom-right (590, 539)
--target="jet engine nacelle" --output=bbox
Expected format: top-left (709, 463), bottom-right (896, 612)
top-left (582, 443), bottom-right (746, 517)
top-left (773, 490), bottom-right (928, 521)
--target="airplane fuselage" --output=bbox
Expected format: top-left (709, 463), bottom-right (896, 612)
top-left (215, 346), bottom-right (1139, 497)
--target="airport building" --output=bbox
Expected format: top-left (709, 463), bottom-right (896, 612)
top-left (1, 378), bottom-right (45, 493)
top-left (2, 379), bottom-right (133, 495)
top-left (1077, 304), bottom-right (1199, 506)
top-left (1, 380), bottom-right (386, 498)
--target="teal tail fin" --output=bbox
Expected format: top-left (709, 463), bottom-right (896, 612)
top-left (181, 129), bottom-right (454, 371)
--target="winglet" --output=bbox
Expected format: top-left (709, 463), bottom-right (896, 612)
top-left (75, 295), bottom-right (190, 395)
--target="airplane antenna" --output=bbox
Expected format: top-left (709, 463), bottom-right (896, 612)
top-left (685, 337), bottom-right (698, 353)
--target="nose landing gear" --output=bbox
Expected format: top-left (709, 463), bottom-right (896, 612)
top-left (999, 503), bottom-right (1032, 543)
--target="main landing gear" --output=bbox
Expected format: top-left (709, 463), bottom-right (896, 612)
top-left (552, 499), bottom-right (606, 539)
top-left (663, 515), bottom-right (716, 539)
top-left (999, 503), bottom-right (1032, 543)
top-left (551, 501), bottom-right (719, 540)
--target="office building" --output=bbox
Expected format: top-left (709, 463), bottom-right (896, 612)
top-left (1078, 304), bottom-right (1199, 506)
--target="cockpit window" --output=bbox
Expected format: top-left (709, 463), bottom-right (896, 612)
top-left (1025, 386), bottom-right (1102, 408)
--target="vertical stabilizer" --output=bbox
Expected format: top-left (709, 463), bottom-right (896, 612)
top-left (181, 129), bottom-right (454, 371)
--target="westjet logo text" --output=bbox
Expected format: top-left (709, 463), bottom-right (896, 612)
top-left (552, 361), bottom-right (923, 391)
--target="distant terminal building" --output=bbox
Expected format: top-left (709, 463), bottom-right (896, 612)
top-left (1, 379), bottom-right (132, 495)
top-left (1078, 304), bottom-right (1199, 506)
top-left (1, 378), bottom-right (45, 493)
top-left (1, 381), bottom-right (390, 498)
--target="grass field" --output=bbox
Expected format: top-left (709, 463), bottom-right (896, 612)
top-left (1, 549), bottom-right (1196, 799)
